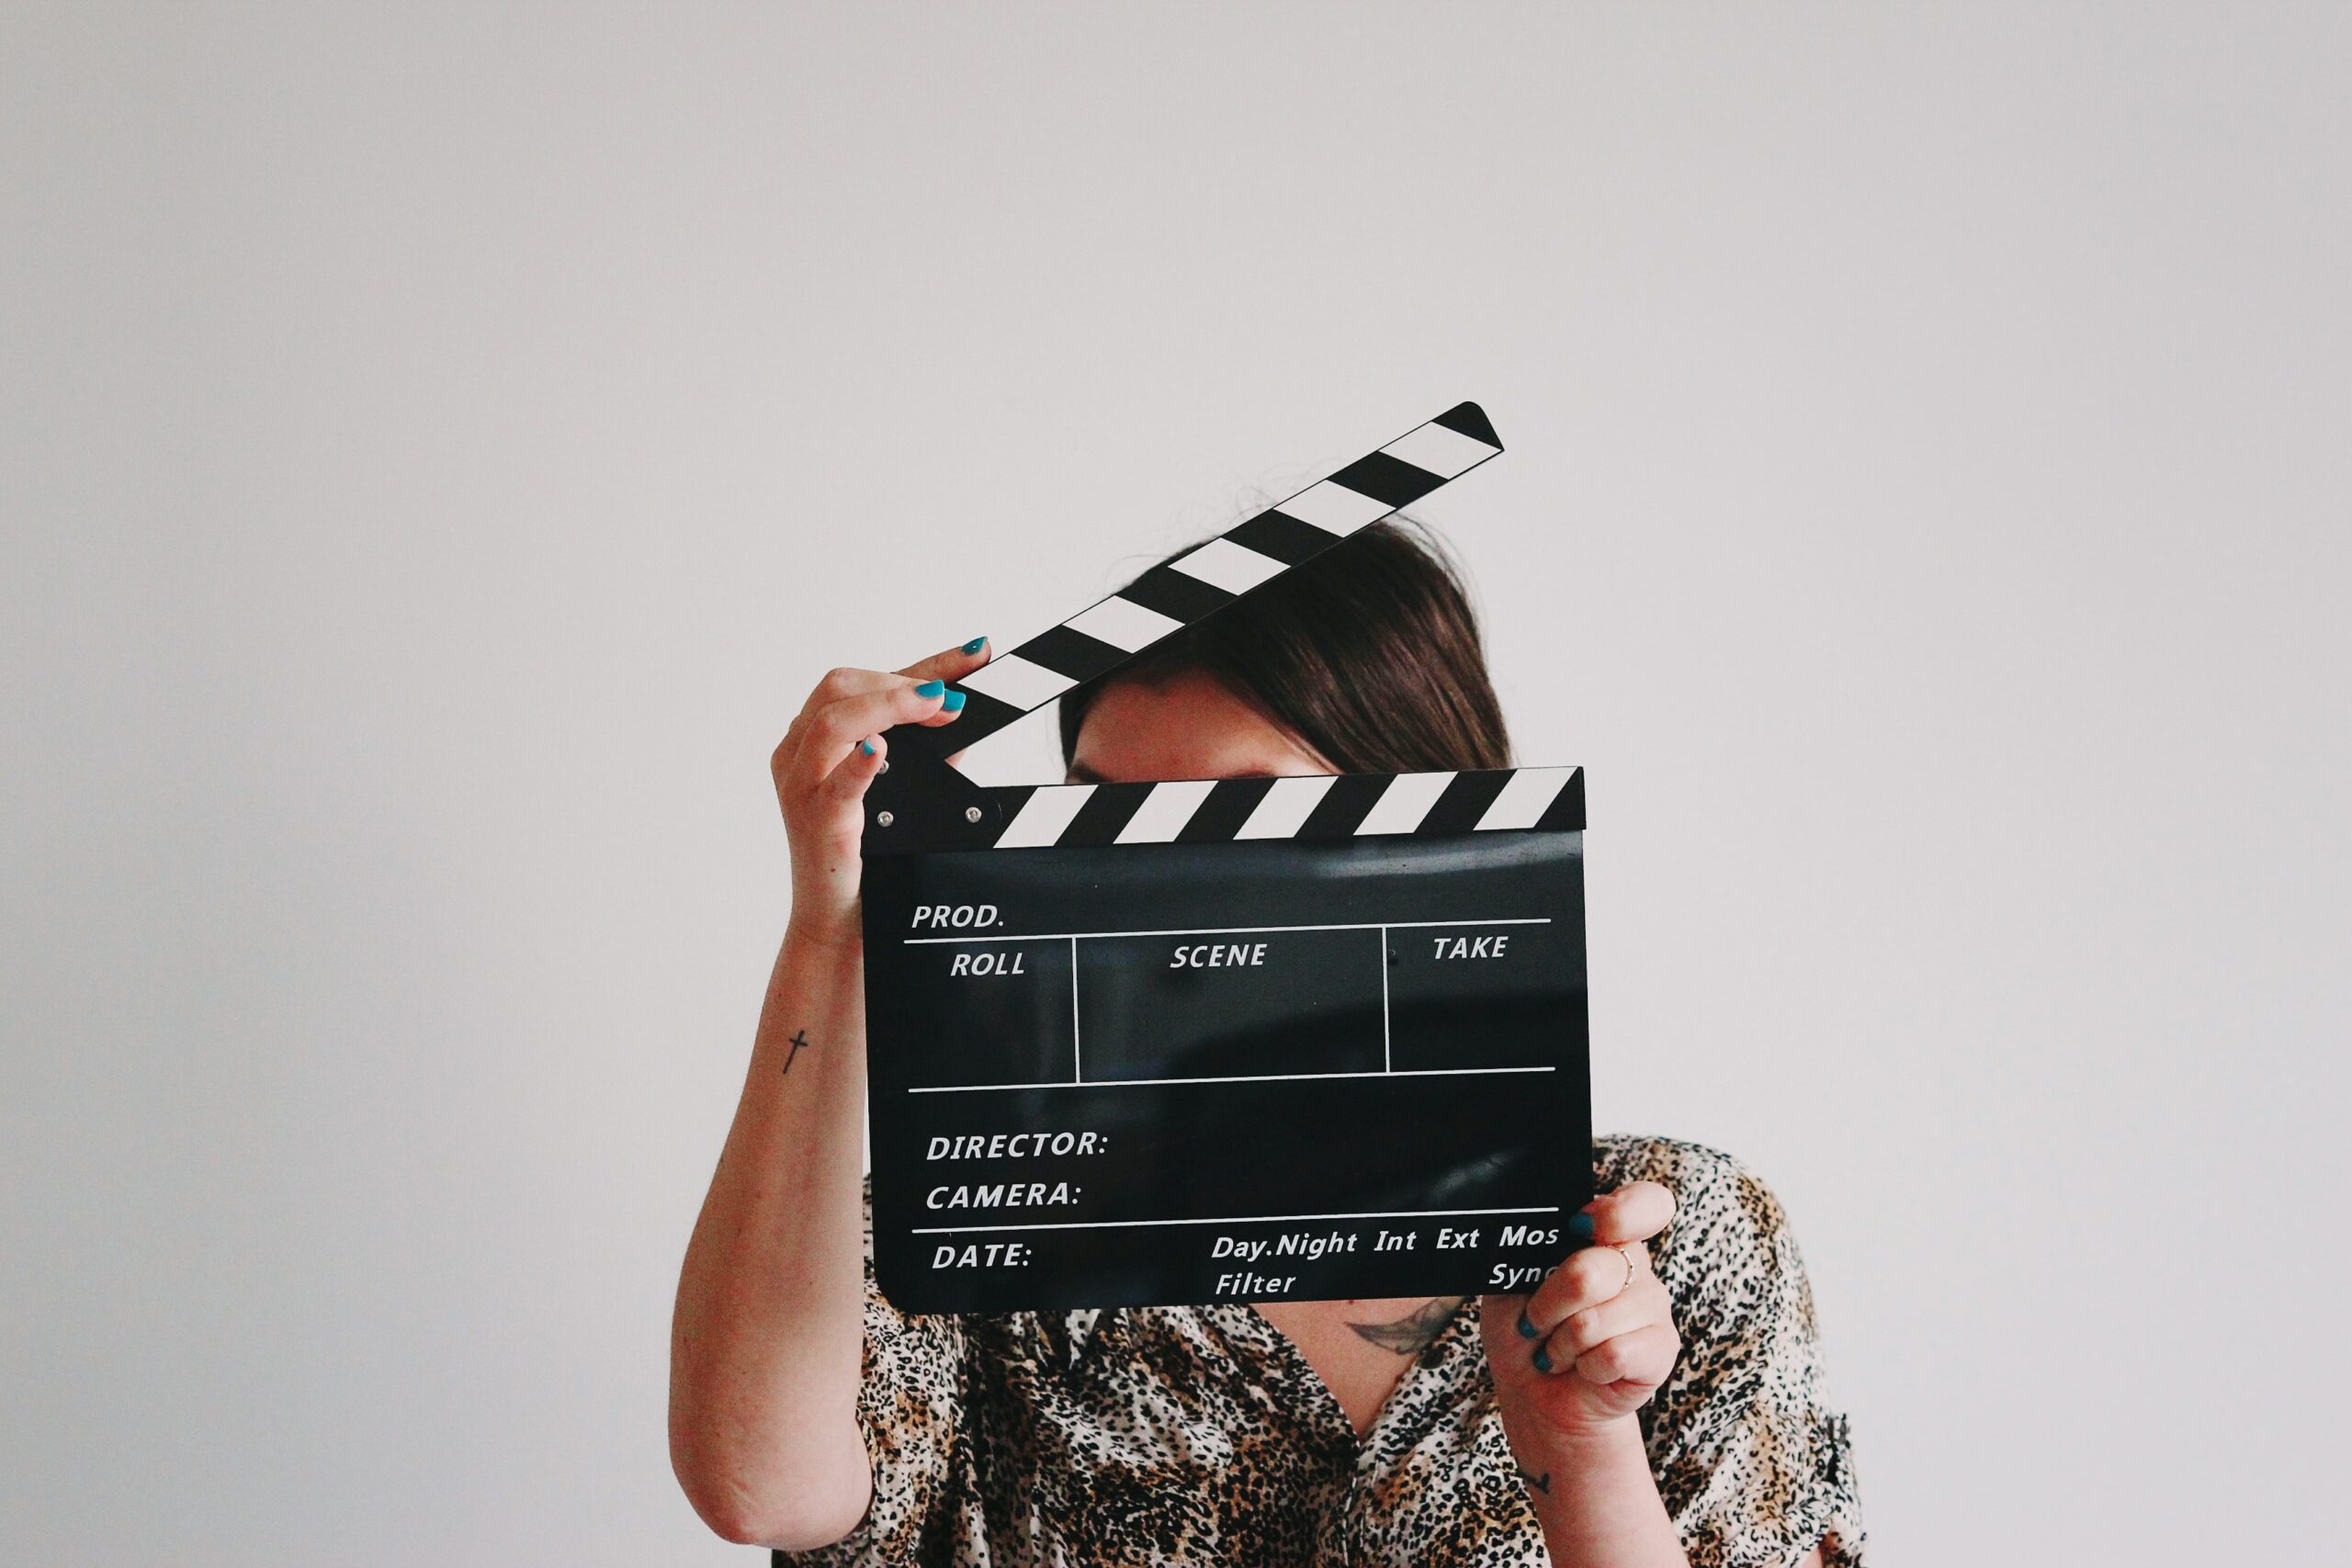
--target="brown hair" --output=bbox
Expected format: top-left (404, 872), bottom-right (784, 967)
top-left (1057, 516), bottom-right (1512, 775)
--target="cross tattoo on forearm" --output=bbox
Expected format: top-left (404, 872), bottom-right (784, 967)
top-left (782, 1029), bottom-right (810, 1076)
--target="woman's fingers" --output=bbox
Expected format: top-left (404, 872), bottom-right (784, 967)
top-left (1520, 1240), bottom-right (1650, 1341)
top-left (892, 638), bottom-right (991, 728)
top-left (1504, 1179), bottom-right (1675, 1340)
top-left (1563, 1321), bottom-right (1680, 1389)
top-left (1492, 1182), bottom-right (1686, 1404)
top-left (793, 664), bottom-right (902, 718)
top-left (786, 680), bottom-right (958, 789)
top-left (787, 636), bottom-right (989, 728)
top-left (899, 678), bottom-right (971, 729)
top-left (898, 636), bottom-right (991, 684)
top-left (1584, 1180), bottom-right (1676, 1248)
top-left (814, 728), bottom-right (889, 809)
top-left (1534, 1275), bottom-right (1671, 1370)
top-left (774, 641), bottom-right (990, 819)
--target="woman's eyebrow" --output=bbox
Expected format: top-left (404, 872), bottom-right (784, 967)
top-left (1064, 761), bottom-right (1108, 784)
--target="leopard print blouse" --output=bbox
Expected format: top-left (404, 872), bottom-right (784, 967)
top-left (776, 1135), bottom-right (1864, 1567)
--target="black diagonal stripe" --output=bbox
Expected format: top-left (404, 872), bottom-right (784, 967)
top-left (982, 784), bottom-right (1039, 842)
top-left (1415, 769), bottom-right (1515, 836)
top-left (1532, 769), bottom-right (1586, 831)
top-left (944, 685), bottom-right (1027, 741)
top-left (1173, 775), bottom-right (1275, 842)
top-left (1225, 509), bottom-right (1342, 566)
top-left (1430, 400), bottom-right (1500, 448)
top-left (1118, 562), bottom-right (1234, 625)
top-left (1012, 624), bottom-right (1129, 686)
top-left (1326, 451), bottom-right (1446, 509)
top-left (1295, 773), bottom-right (1392, 840)
top-left (1056, 781), bottom-right (1152, 846)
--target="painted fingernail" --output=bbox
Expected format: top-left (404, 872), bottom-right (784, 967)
top-left (859, 739), bottom-right (877, 756)
top-left (914, 679), bottom-right (945, 698)
top-left (961, 636), bottom-right (988, 655)
top-left (1532, 1345), bottom-right (1553, 1373)
top-left (941, 689), bottom-right (967, 713)
top-left (1516, 1310), bottom-right (1539, 1340)
top-left (1567, 1213), bottom-right (1597, 1247)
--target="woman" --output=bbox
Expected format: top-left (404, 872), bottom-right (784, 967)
top-left (671, 520), bottom-right (1865, 1566)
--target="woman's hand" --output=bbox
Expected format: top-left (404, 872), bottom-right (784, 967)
top-left (771, 637), bottom-right (989, 951)
top-left (1482, 1180), bottom-right (1681, 1438)
top-left (1479, 1181), bottom-right (1690, 1564)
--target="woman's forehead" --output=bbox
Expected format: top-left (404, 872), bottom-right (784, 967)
top-left (1067, 671), bottom-right (1332, 784)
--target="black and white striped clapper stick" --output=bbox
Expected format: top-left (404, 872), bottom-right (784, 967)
top-left (981, 764), bottom-right (1585, 852)
top-left (944, 401), bottom-right (1503, 750)
top-left (864, 401), bottom-right (1527, 852)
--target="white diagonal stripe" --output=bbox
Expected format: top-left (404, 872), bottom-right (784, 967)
top-left (1234, 774), bottom-right (1338, 840)
top-left (1113, 778), bottom-right (1218, 843)
top-left (959, 653), bottom-right (1079, 711)
top-left (1066, 595), bottom-right (1184, 653)
top-left (1168, 536), bottom-right (1288, 596)
top-left (1474, 767), bottom-right (1576, 831)
top-left (1381, 422), bottom-right (1497, 479)
top-left (1278, 480), bottom-right (1395, 533)
top-left (995, 784), bottom-right (1095, 849)
top-left (1352, 771), bottom-right (1456, 835)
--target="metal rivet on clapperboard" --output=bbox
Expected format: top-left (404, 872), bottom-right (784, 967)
top-left (876, 811), bottom-right (894, 827)
top-left (965, 806), bottom-right (983, 823)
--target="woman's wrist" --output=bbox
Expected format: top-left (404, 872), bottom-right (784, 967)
top-left (1504, 1412), bottom-right (1686, 1567)
top-left (1504, 1407), bottom-right (1644, 1493)
top-left (784, 905), bottom-right (864, 961)
top-left (769, 917), bottom-right (865, 1042)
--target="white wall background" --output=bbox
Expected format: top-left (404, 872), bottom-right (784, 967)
top-left (6, 4), bottom-right (2347, 1562)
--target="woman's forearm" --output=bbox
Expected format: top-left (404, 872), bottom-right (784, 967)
top-left (1513, 1416), bottom-right (1689, 1567)
top-left (670, 647), bottom-right (981, 1547)
top-left (669, 928), bottom-right (874, 1548)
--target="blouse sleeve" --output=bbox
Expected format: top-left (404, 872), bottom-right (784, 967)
top-left (773, 1177), bottom-right (969, 1567)
top-left (1600, 1137), bottom-right (1868, 1568)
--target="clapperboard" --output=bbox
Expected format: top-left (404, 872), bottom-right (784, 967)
top-left (861, 403), bottom-right (1590, 1314)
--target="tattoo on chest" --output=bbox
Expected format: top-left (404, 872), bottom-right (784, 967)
top-left (782, 1029), bottom-right (811, 1076)
top-left (1344, 1295), bottom-right (1466, 1355)
top-left (1516, 1463), bottom-right (1552, 1495)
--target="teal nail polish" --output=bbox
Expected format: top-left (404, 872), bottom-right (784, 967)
top-left (941, 689), bottom-right (967, 713)
top-left (1516, 1310), bottom-right (1539, 1340)
top-left (1567, 1213), bottom-right (1597, 1247)
top-left (961, 636), bottom-right (988, 655)
top-left (1532, 1345), bottom-right (1553, 1373)
top-left (859, 739), bottom-right (876, 756)
top-left (914, 679), bottom-right (945, 698)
